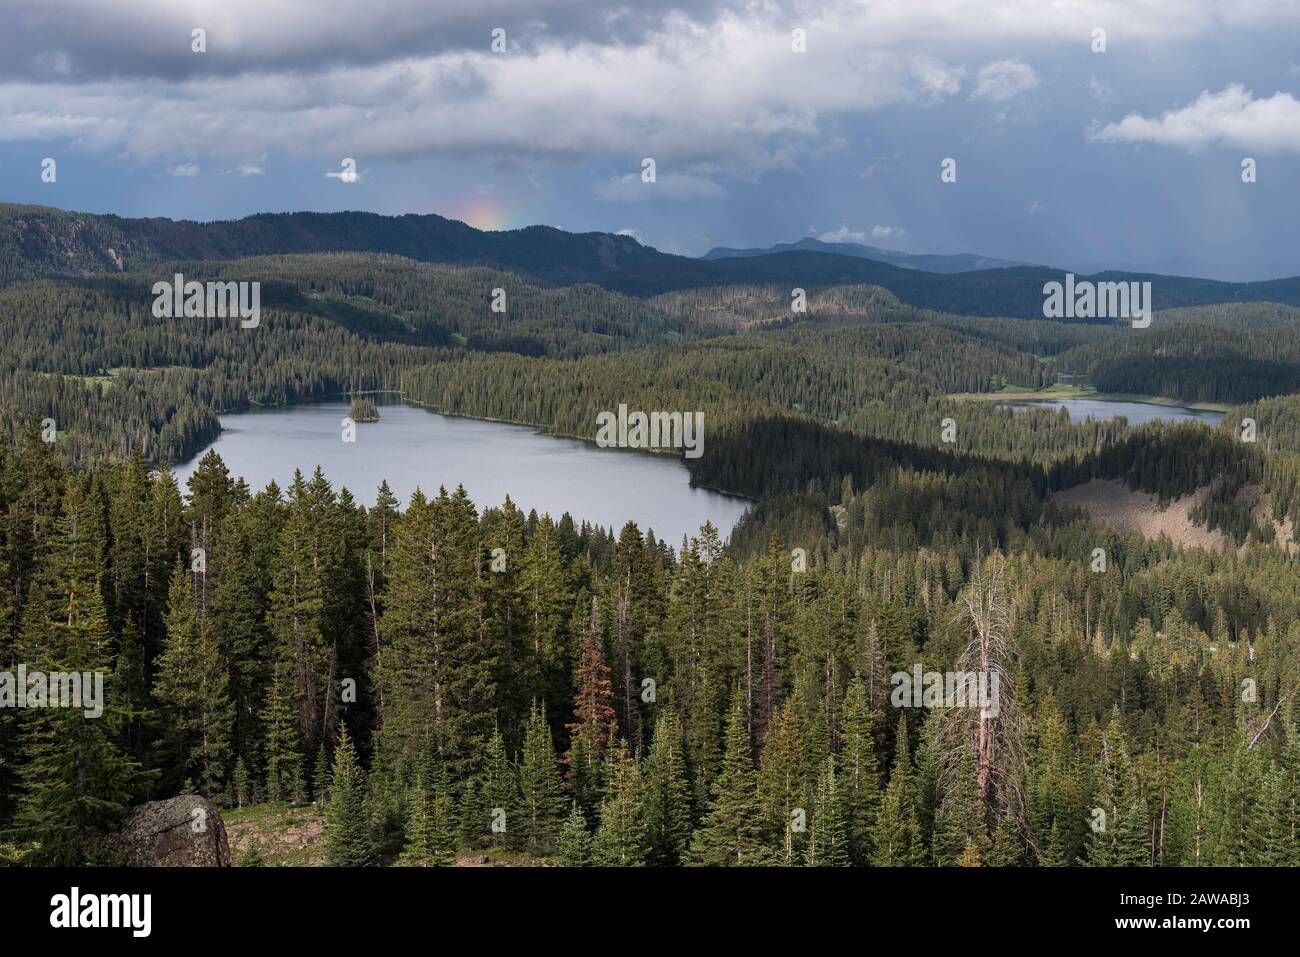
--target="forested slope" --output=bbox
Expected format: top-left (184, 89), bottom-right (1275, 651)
top-left (1, 220), bottom-right (1299, 869)
top-left (7, 203), bottom-right (1300, 318)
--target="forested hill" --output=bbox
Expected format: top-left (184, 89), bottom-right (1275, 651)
top-left (700, 236), bottom-right (1031, 273)
top-left (0, 203), bottom-right (664, 286)
top-left (6, 202), bottom-right (1300, 318)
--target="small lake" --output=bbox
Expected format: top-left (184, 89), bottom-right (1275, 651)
top-left (1005, 398), bottom-right (1224, 427)
top-left (173, 402), bottom-right (751, 547)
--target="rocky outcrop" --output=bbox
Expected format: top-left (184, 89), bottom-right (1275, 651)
top-left (106, 794), bottom-right (232, 867)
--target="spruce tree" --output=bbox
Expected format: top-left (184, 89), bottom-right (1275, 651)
top-left (642, 708), bottom-right (693, 865)
top-left (11, 481), bottom-right (151, 864)
top-left (516, 702), bottom-right (566, 855)
top-left (1082, 718), bottom-right (1149, 867)
top-left (154, 564), bottom-right (233, 797)
top-left (480, 728), bottom-right (516, 851)
top-left (592, 739), bottom-right (646, 866)
top-left (324, 726), bottom-right (377, 866)
top-left (840, 678), bottom-right (881, 865)
top-left (931, 739), bottom-right (988, 866)
top-left (565, 596), bottom-right (618, 813)
top-left (313, 742), bottom-right (332, 804)
top-left (1266, 728), bottom-right (1300, 866)
top-left (557, 802), bottom-right (593, 866)
top-left (758, 699), bottom-right (810, 863)
top-left (806, 754), bottom-right (850, 866)
top-left (233, 757), bottom-right (250, 809)
top-left (871, 715), bottom-right (924, 866)
top-left (1218, 737), bottom-right (1267, 866)
top-left (690, 691), bottom-right (770, 866)
top-left (261, 666), bottom-right (305, 803)
top-left (400, 782), bottom-right (433, 866)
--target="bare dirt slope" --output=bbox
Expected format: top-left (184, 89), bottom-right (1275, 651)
top-left (1053, 479), bottom-right (1225, 550)
top-left (1052, 479), bottom-right (1296, 554)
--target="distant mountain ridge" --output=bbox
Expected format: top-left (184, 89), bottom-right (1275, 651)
top-left (4, 202), bottom-right (1300, 320)
top-left (700, 236), bottom-right (1033, 273)
top-left (0, 203), bottom-right (664, 287)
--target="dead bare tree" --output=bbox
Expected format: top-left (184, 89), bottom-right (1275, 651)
top-left (934, 553), bottom-right (1032, 849)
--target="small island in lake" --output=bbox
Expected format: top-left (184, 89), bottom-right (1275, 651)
top-left (348, 397), bottom-right (381, 422)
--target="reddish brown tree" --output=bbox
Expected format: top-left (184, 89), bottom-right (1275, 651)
top-left (564, 597), bottom-right (619, 809)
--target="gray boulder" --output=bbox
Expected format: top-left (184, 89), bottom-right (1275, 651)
top-left (107, 794), bottom-right (232, 867)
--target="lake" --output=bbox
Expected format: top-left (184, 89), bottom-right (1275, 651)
top-left (1005, 398), bottom-right (1224, 427)
top-left (172, 401), bottom-right (751, 547)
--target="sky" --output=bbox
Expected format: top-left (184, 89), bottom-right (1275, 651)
top-left (2, 0), bottom-right (1299, 280)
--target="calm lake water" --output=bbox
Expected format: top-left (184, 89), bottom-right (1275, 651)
top-left (1006, 398), bottom-right (1224, 427)
top-left (173, 402), bottom-right (750, 546)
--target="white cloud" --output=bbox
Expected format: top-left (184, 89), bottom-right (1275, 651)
top-left (817, 224), bottom-right (905, 243)
top-left (1028, 199), bottom-right (1045, 214)
top-left (169, 162), bottom-right (199, 177)
top-left (615, 228), bottom-right (643, 242)
top-left (235, 162), bottom-right (263, 176)
top-left (1, 0), bottom-right (1275, 85)
top-left (1, 2), bottom-right (1297, 180)
top-left (819, 226), bottom-right (869, 243)
top-left (972, 59), bottom-right (1039, 103)
top-left (1090, 84), bottom-right (1300, 153)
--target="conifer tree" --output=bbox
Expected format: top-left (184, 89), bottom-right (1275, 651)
top-left (261, 666), bottom-right (305, 803)
top-left (806, 754), bottom-right (850, 866)
top-left (932, 739), bottom-right (988, 866)
top-left (399, 774), bottom-right (435, 867)
top-left (435, 486), bottom-right (498, 776)
top-left (456, 777), bottom-right (488, 851)
top-left (557, 802), bottom-right (593, 866)
top-left (268, 471), bottom-right (330, 760)
top-left (1218, 737), bottom-right (1267, 866)
top-left (985, 808), bottom-right (1021, 866)
top-left (840, 678), bottom-right (881, 865)
top-left (690, 691), bottom-right (770, 866)
top-left (237, 844), bottom-right (265, 867)
top-left (154, 564), bottom-right (233, 797)
top-left (593, 738), bottom-right (645, 866)
top-left (1082, 718), bottom-right (1148, 867)
top-left (642, 708), bottom-right (693, 865)
top-left (313, 742), bottom-right (332, 804)
top-left (565, 597), bottom-right (618, 812)
top-left (324, 726), bottom-right (377, 866)
top-left (1028, 694), bottom-right (1084, 866)
top-left (11, 481), bottom-right (151, 864)
top-left (480, 728), bottom-right (516, 851)
top-left (209, 509), bottom-right (271, 774)
top-left (758, 699), bottom-right (809, 863)
top-left (233, 757), bottom-right (250, 809)
top-left (398, 756), bottom-right (455, 867)
top-left (1166, 744), bottom-right (1223, 866)
top-left (517, 513), bottom-right (573, 709)
top-left (516, 702), bottom-right (566, 855)
top-left (871, 715), bottom-right (924, 866)
top-left (112, 615), bottom-right (153, 765)
top-left (1265, 728), bottom-right (1300, 866)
